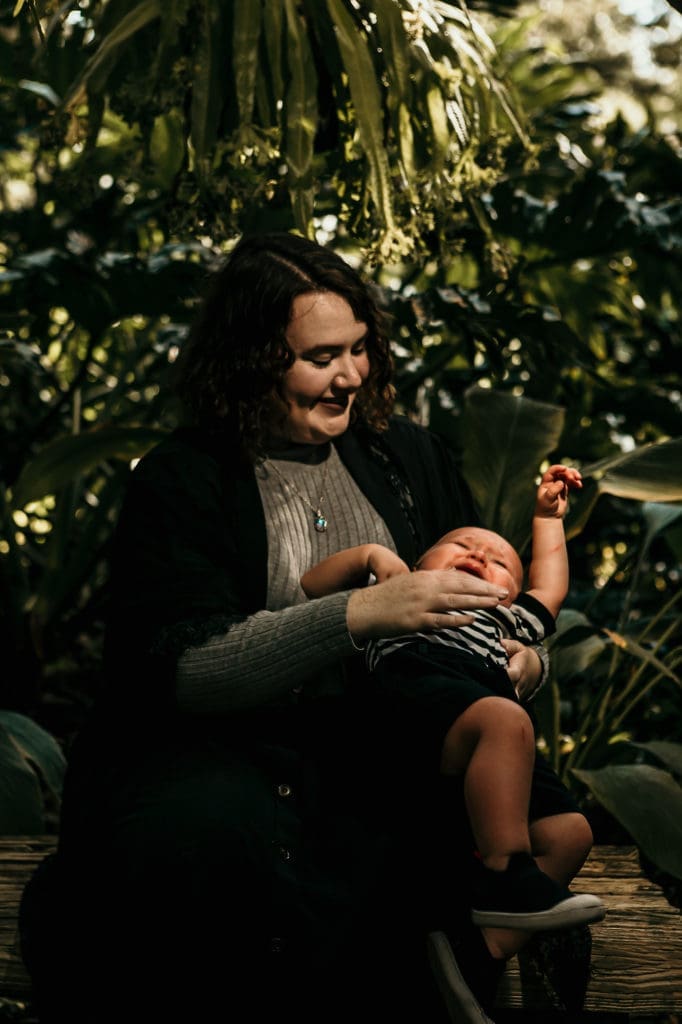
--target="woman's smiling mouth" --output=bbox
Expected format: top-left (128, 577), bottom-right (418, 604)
top-left (318, 395), bottom-right (350, 410)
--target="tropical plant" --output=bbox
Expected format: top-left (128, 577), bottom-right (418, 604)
top-left (452, 387), bottom-right (682, 875)
top-left (0, 709), bottom-right (66, 833)
top-left (7, 0), bottom-right (531, 261)
top-left (576, 742), bottom-right (682, 883)
top-left (1, 0), bottom-right (680, 758)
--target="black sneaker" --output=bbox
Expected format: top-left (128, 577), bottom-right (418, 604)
top-left (427, 931), bottom-right (497, 1023)
top-left (470, 852), bottom-right (606, 931)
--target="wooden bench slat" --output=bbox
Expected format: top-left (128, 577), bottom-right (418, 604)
top-left (497, 845), bottom-right (682, 1013)
top-left (0, 839), bottom-right (680, 1012)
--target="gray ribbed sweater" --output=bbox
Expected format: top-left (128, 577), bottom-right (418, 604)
top-left (176, 444), bottom-right (395, 712)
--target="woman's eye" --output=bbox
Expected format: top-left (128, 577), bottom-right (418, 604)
top-left (310, 356), bottom-right (333, 367)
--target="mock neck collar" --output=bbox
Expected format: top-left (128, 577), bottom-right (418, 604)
top-left (262, 439), bottom-right (331, 464)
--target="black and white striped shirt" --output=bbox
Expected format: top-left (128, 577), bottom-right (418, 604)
top-left (366, 592), bottom-right (555, 674)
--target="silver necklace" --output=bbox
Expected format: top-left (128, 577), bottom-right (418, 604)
top-left (265, 454), bottom-right (331, 533)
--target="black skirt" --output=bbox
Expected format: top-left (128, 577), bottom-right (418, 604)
top-left (20, 695), bottom-right (467, 1023)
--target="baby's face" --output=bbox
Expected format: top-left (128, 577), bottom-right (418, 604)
top-left (417, 527), bottom-right (523, 605)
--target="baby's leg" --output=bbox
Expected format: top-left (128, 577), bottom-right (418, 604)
top-left (440, 698), bottom-right (603, 935)
top-left (482, 812), bottom-right (594, 959)
top-left (531, 812), bottom-right (594, 883)
top-left (440, 695), bottom-right (536, 869)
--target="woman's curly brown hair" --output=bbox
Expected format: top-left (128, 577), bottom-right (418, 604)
top-left (174, 233), bottom-right (395, 460)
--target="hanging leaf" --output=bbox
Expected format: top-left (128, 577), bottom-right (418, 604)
top-left (602, 629), bottom-right (681, 686)
top-left (631, 741), bottom-right (682, 779)
top-left (12, 426), bottom-right (167, 507)
top-left (190, 0), bottom-right (225, 173)
top-left (551, 634), bottom-right (607, 683)
top-left (426, 85), bottom-right (450, 166)
top-left (233, 0), bottom-right (263, 126)
top-left (641, 502), bottom-right (682, 544)
top-left (18, 79), bottom-right (61, 106)
top-left (582, 439), bottom-right (682, 503)
top-left (31, 472), bottom-right (126, 629)
top-left (0, 711), bottom-right (66, 805)
top-left (574, 764), bottom-right (682, 881)
top-left (283, 0), bottom-right (318, 234)
top-left (262, 0), bottom-right (285, 125)
top-left (150, 109), bottom-right (185, 189)
top-left (373, 0), bottom-right (412, 101)
top-left (459, 386), bottom-right (565, 552)
top-left (0, 723), bottom-right (43, 835)
top-left (63, 0), bottom-right (162, 108)
top-left (325, 0), bottom-right (411, 259)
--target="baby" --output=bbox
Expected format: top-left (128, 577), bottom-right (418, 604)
top-left (301, 465), bottom-right (605, 940)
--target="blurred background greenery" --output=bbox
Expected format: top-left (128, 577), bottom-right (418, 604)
top-left (0, 0), bottom-right (681, 871)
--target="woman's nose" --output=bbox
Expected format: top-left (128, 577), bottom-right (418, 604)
top-left (333, 356), bottom-right (363, 388)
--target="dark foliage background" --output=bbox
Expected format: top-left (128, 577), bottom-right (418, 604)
top-left (1, 0), bottom-right (681, 867)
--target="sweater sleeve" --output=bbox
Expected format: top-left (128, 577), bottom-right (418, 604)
top-left (104, 435), bottom-right (363, 713)
top-left (176, 591), bottom-right (356, 712)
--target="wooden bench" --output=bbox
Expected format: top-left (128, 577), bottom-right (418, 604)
top-left (497, 845), bottom-right (682, 1017)
top-left (1, 840), bottom-right (681, 1019)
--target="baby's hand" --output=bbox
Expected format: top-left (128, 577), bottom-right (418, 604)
top-left (535, 465), bottom-right (582, 519)
top-left (366, 545), bottom-right (411, 583)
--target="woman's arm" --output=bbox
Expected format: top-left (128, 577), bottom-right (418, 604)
top-left (176, 592), bottom-right (356, 712)
top-left (179, 563), bottom-right (508, 712)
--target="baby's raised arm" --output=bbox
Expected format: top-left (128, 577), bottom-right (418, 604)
top-left (535, 464), bottom-right (582, 520)
top-left (527, 465), bottom-right (582, 618)
top-left (301, 544), bottom-right (410, 599)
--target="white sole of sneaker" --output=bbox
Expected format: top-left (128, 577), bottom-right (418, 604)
top-left (426, 931), bottom-right (497, 1024)
top-left (471, 893), bottom-right (606, 931)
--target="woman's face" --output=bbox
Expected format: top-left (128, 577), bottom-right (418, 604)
top-left (277, 291), bottom-right (370, 444)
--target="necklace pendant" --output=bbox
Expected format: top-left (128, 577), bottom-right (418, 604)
top-left (313, 511), bottom-right (328, 533)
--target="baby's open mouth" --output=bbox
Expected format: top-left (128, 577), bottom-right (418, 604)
top-left (457, 563), bottom-right (484, 578)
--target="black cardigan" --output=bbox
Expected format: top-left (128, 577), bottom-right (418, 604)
top-left (102, 416), bottom-right (479, 712)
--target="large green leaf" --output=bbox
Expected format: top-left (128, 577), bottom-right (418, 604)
top-left (262, 0), bottom-right (285, 125)
top-left (459, 386), bottom-right (565, 552)
top-left (284, 0), bottom-right (318, 233)
top-left (11, 427), bottom-right (166, 507)
top-left (150, 109), bottom-right (185, 189)
top-left (31, 471), bottom-right (126, 629)
top-left (0, 724), bottom-right (43, 835)
top-left (545, 612), bottom-right (607, 683)
top-left (63, 0), bottom-right (162, 107)
top-left (566, 442), bottom-right (682, 541)
top-left (584, 439), bottom-right (682, 503)
top-left (373, 0), bottom-right (411, 102)
top-left (550, 633), bottom-right (607, 683)
top-left (325, 0), bottom-right (409, 258)
top-left (0, 711), bottom-right (66, 804)
top-left (190, 0), bottom-right (226, 171)
top-left (631, 741), bottom-right (682, 779)
top-left (233, 0), bottom-right (263, 126)
top-left (641, 502), bottom-right (682, 545)
top-left (574, 764), bottom-right (682, 881)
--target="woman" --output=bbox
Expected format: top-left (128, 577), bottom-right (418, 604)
top-left (22, 233), bottom-right (555, 1024)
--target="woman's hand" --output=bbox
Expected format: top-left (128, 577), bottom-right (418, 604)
top-left (501, 638), bottom-right (543, 699)
top-left (346, 569), bottom-right (508, 642)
